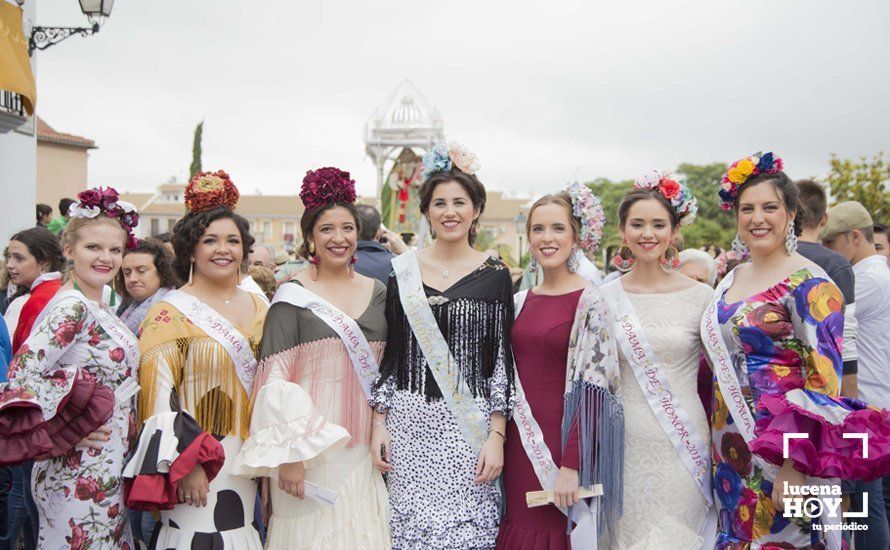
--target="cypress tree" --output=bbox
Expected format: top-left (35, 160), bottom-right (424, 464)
top-left (189, 120), bottom-right (203, 179)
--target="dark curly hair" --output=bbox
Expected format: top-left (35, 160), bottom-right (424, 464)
top-left (171, 206), bottom-right (254, 282)
top-left (618, 188), bottom-right (681, 229)
top-left (418, 169), bottom-right (487, 245)
top-left (116, 238), bottom-right (180, 300)
top-left (10, 226), bottom-right (66, 273)
top-left (298, 203), bottom-right (361, 260)
top-left (734, 171), bottom-right (802, 237)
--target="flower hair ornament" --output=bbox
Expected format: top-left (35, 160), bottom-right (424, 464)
top-left (299, 167), bottom-right (358, 280)
top-left (718, 151), bottom-right (784, 211)
top-left (299, 167), bottom-right (357, 211)
top-left (185, 170), bottom-right (240, 213)
top-left (563, 182), bottom-right (606, 255)
top-left (634, 170), bottom-right (698, 227)
top-left (421, 141), bottom-right (482, 180)
top-left (68, 186), bottom-right (140, 250)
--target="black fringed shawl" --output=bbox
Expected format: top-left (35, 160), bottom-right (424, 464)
top-left (375, 258), bottom-right (515, 413)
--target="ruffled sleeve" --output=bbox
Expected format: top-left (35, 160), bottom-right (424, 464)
top-left (234, 353), bottom-right (350, 477)
top-left (123, 305), bottom-right (225, 510)
top-left (749, 275), bottom-right (890, 480)
top-left (0, 296), bottom-right (114, 465)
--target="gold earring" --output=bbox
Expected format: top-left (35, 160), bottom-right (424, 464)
top-left (308, 241), bottom-right (315, 255)
top-left (188, 260), bottom-right (194, 285)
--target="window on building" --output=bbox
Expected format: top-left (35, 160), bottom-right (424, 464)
top-left (263, 221), bottom-right (273, 239)
top-left (150, 218), bottom-right (159, 235)
top-left (167, 218), bottom-right (176, 231)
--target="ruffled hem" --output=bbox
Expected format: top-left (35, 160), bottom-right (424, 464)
top-left (750, 390), bottom-right (890, 481)
top-left (265, 458), bottom-right (390, 549)
top-left (234, 380), bottom-right (350, 476)
top-left (389, 492), bottom-right (500, 549)
top-left (124, 411), bottom-right (226, 511)
top-left (0, 372), bottom-right (113, 465)
top-left (496, 519), bottom-right (569, 550)
top-left (153, 523), bottom-right (263, 550)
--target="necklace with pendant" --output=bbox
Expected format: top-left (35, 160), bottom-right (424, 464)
top-left (441, 262), bottom-right (454, 279)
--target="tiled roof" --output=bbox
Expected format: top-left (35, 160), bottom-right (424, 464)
top-left (36, 117), bottom-right (96, 149)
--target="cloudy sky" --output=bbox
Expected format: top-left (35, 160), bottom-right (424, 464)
top-left (33, 0), bottom-right (889, 199)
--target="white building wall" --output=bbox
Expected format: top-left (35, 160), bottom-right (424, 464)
top-left (0, 0), bottom-right (37, 242)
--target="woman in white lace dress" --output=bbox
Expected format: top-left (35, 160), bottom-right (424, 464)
top-left (601, 173), bottom-right (714, 549)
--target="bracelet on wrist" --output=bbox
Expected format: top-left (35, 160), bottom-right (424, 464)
top-left (489, 428), bottom-right (506, 441)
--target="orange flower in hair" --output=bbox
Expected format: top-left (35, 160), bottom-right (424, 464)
top-left (184, 170), bottom-right (240, 212)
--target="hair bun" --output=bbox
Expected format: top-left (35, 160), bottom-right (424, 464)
top-left (185, 170), bottom-right (240, 213)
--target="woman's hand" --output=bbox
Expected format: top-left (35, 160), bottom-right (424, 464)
top-left (178, 464), bottom-right (209, 507)
top-left (475, 432), bottom-right (505, 484)
top-left (772, 459), bottom-right (806, 512)
top-left (370, 418), bottom-right (392, 473)
top-left (279, 461), bottom-right (306, 499)
top-left (553, 466), bottom-right (580, 509)
top-left (77, 424), bottom-right (112, 450)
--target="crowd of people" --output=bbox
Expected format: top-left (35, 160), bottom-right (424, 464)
top-left (0, 144), bottom-right (888, 550)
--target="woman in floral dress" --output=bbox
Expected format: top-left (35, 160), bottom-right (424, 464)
top-left (702, 152), bottom-right (890, 548)
top-left (0, 187), bottom-right (141, 549)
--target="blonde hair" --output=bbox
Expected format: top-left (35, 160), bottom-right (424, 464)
top-left (61, 215), bottom-right (127, 282)
top-left (526, 192), bottom-right (581, 242)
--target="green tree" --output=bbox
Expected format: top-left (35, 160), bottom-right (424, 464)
top-left (826, 153), bottom-right (890, 221)
top-left (189, 120), bottom-right (204, 180)
top-left (675, 162), bottom-right (734, 250)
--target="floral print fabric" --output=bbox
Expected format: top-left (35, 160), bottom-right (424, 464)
top-left (712, 267), bottom-right (843, 548)
top-left (3, 293), bottom-right (137, 549)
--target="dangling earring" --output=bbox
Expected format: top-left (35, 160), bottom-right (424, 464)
top-left (187, 260), bottom-right (194, 285)
top-left (348, 254), bottom-right (357, 279)
top-left (611, 244), bottom-right (635, 272)
top-left (731, 234), bottom-right (749, 257)
top-left (308, 241), bottom-right (319, 281)
top-left (66, 258), bottom-right (74, 271)
top-left (470, 220), bottom-right (479, 236)
top-left (785, 220), bottom-right (798, 255)
top-left (527, 256), bottom-right (538, 273)
top-left (567, 248), bottom-right (581, 273)
top-left (660, 246), bottom-right (680, 272)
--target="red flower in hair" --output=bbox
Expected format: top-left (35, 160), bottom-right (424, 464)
top-left (659, 179), bottom-right (681, 200)
top-left (299, 167), bottom-right (357, 211)
top-left (185, 170), bottom-right (240, 212)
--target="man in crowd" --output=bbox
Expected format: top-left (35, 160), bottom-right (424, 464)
top-left (795, 180), bottom-right (858, 397)
top-left (823, 201), bottom-right (890, 546)
top-left (46, 198), bottom-right (75, 235)
top-left (248, 244), bottom-right (277, 272)
top-left (874, 224), bottom-right (889, 265)
top-left (354, 204), bottom-right (406, 283)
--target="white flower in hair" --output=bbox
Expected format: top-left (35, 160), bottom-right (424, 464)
top-left (68, 204), bottom-right (101, 219)
top-left (447, 141), bottom-right (481, 175)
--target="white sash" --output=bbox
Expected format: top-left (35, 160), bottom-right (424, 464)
top-left (391, 251), bottom-right (489, 453)
top-left (162, 290), bottom-right (257, 396)
top-left (272, 282), bottom-right (379, 400)
top-left (700, 270), bottom-right (758, 445)
top-left (600, 280), bottom-right (713, 506)
top-left (513, 290), bottom-right (598, 548)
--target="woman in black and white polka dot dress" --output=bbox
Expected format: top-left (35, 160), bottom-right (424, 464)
top-left (370, 147), bottom-right (515, 549)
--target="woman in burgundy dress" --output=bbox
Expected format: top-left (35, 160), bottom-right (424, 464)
top-left (497, 185), bottom-right (621, 549)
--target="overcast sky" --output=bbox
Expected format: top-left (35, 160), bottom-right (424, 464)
top-left (33, 0), bottom-right (889, 199)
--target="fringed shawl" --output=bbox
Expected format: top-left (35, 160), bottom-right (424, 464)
top-left (560, 284), bottom-right (624, 537)
top-left (137, 295), bottom-right (267, 439)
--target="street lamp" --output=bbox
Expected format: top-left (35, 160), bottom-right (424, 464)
top-left (514, 211), bottom-right (527, 268)
top-left (29, 0), bottom-right (115, 54)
